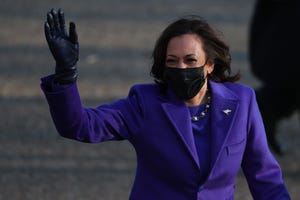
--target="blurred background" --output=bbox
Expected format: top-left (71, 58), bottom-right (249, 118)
top-left (0, 0), bottom-right (299, 199)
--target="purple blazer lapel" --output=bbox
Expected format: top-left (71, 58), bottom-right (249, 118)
top-left (209, 81), bottom-right (240, 170)
top-left (159, 81), bottom-right (240, 173)
top-left (161, 89), bottom-right (200, 169)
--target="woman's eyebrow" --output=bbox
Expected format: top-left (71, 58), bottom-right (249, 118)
top-left (185, 54), bottom-right (197, 57)
top-left (166, 55), bottom-right (177, 58)
top-left (166, 54), bottom-right (197, 57)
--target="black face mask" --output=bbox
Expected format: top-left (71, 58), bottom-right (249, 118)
top-left (163, 66), bottom-right (206, 100)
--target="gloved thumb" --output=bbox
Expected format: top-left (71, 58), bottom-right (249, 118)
top-left (69, 22), bottom-right (78, 46)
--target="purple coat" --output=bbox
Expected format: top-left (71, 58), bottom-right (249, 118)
top-left (41, 75), bottom-right (290, 200)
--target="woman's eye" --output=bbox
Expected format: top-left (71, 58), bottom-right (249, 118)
top-left (166, 59), bottom-right (176, 63)
top-left (186, 58), bottom-right (197, 63)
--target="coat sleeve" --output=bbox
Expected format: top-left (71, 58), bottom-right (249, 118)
top-left (241, 89), bottom-right (291, 199)
top-left (40, 75), bottom-right (145, 143)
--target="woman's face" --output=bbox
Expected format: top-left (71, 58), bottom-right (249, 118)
top-left (165, 34), bottom-right (214, 75)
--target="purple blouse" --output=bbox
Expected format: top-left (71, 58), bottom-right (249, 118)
top-left (188, 104), bottom-right (211, 185)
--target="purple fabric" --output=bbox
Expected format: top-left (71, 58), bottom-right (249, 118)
top-left (41, 75), bottom-right (291, 200)
top-left (188, 105), bottom-right (211, 185)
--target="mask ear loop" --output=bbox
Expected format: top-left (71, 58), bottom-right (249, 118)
top-left (202, 58), bottom-right (213, 95)
top-left (202, 58), bottom-right (210, 79)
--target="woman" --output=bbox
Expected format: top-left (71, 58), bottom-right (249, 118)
top-left (42, 9), bottom-right (290, 200)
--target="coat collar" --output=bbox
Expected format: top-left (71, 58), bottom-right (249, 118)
top-left (160, 80), bottom-right (240, 171)
top-left (208, 81), bottom-right (240, 170)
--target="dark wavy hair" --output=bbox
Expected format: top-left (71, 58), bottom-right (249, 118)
top-left (150, 16), bottom-right (240, 85)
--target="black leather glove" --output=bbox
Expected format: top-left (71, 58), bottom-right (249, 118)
top-left (44, 8), bottom-right (79, 85)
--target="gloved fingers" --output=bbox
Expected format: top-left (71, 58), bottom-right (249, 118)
top-left (44, 21), bottom-right (52, 42)
top-left (69, 22), bottom-right (78, 46)
top-left (58, 8), bottom-right (67, 35)
top-left (46, 11), bottom-right (55, 31)
top-left (51, 8), bottom-right (61, 32)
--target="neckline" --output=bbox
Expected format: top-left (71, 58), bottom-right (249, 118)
top-left (188, 95), bottom-right (211, 122)
top-left (188, 104), bottom-right (206, 115)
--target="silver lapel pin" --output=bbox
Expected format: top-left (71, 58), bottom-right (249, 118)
top-left (222, 109), bottom-right (232, 115)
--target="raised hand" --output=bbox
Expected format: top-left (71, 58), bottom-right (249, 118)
top-left (44, 8), bottom-right (79, 85)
